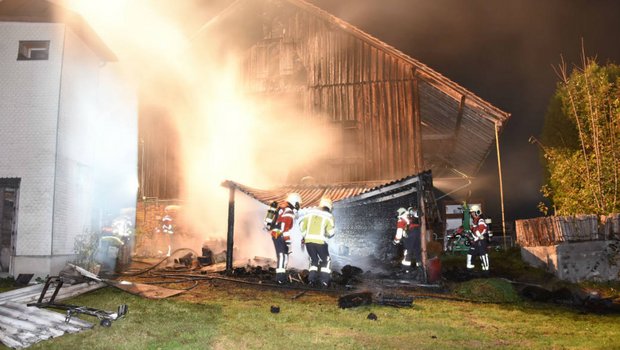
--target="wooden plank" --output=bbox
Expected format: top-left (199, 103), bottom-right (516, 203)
top-left (412, 69), bottom-right (423, 172)
top-left (384, 78), bottom-right (395, 178)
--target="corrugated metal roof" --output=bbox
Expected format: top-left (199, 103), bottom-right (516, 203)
top-left (223, 171), bottom-right (429, 207)
top-left (0, 301), bottom-right (93, 349)
top-left (0, 281), bottom-right (108, 348)
top-left (223, 180), bottom-right (380, 207)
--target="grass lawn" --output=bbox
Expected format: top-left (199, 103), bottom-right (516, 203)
top-left (9, 279), bottom-right (619, 350)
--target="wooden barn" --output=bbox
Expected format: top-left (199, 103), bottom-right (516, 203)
top-left (139, 0), bottom-right (510, 198)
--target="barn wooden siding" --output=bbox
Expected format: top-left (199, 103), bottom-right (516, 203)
top-left (244, 6), bottom-right (423, 183)
top-left (138, 106), bottom-right (181, 199)
top-left (138, 0), bottom-right (510, 198)
top-left (515, 215), bottom-right (605, 247)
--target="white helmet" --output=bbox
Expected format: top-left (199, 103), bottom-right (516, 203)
top-left (286, 193), bottom-right (301, 207)
top-left (319, 197), bottom-right (333, 211)
top-left (396, 207), bottom-right (407, 217)
top-left (470, 204), bottom-right (482, 216)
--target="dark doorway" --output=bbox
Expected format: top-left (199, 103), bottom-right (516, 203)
top-left (0, 178), bottom-right (20, 273)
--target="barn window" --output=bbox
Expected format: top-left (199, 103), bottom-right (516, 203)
top-left (17, 41), bottom-right (50, 60)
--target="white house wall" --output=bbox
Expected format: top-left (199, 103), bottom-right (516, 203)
top-left (52, 29), bottom-right (138, 265)
top-left (1, 21), bottom-right (137, 277)
top-left (52, 26), bottom-right (101, 256)
top-left (92, 63), bottom-right (138, 222)
top-left (0, 22), bottom-right (64, 259)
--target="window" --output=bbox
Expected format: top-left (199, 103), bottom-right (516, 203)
top-left (17, 41), bottom-right (50, 60)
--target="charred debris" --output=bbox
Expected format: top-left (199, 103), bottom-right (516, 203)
top-left (117, 249), bottom-right (437, 309)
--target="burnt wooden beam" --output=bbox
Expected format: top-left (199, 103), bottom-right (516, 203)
top-left (225, 186), bottom-right (236, 274)
top-left (337, 174), bottom-right (421, 205)
top-left (339, 187), bottom-right (417, 208)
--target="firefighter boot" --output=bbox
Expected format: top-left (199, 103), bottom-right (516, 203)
top-left (319, 268), bottom-right (331, 288)
top-left (276, 271), bottom-right (287, 284)
top-left (481, 254), bottom-right (490, 271)
top-left (308, 267), bottom-right (319, 287)
top-left (466, 254), bottom-right (474, 269)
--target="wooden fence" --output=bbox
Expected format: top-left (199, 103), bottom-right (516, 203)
top-left (602, 213), bottom-right (620, 240)
top-left (515, 215), bottom-right (602, 247)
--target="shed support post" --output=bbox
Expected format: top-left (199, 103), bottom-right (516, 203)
top-left (495, 122), bottom-right (508, 250)
top-left (225, 187), bottom-right (236, 274)
top-left (419, 176), bottom-right (428, 283)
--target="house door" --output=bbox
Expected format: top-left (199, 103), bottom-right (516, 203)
top-left (0, 178), bottom-right (20, 273)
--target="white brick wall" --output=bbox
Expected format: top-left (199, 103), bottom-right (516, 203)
top-left (52, 28), bottom-right (100, 255)
top-left (0, 22), bottom-right (65, 257)
top-left (0, 21), bottom-right (137, 275)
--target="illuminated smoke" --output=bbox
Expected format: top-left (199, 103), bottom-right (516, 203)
top-left (60, 0), bottom-right (336, 260)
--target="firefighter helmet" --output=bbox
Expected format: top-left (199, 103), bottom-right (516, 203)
top-left (286, 193), bottom-right (302, 207)
top-left (470, 204), bottom-right (482, 216)
top-left (319, 197), bottom-right (333, 211)
top-left (397, 207), bottom-right (407, 217)
top-left (408, 207), bottom-right (419, 218)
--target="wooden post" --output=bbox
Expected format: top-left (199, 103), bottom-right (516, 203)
top-left (495, 122), bottom-right (508, 250)
top-left (225, 186), bottom-right (235, 274)
top-left (419, 175), bottom-right (428, 283)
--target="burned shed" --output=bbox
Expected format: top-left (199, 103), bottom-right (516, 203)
top-left (140, 0), bottom-right (509, 199)
top-left (222, 171), bottom-right (440, 272)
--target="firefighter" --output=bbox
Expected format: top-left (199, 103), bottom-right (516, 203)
top-left (393, 207), bottom-right (414, 273)
top-left (161, 208), bottom-right (175, 257)
top-left (299, 197), bottom-right (335, 287)
top-left (407, 206), bottom-right (422, 268)
top-left (467, 204), bottom-right (490, 271)
top-left (270, 193), bottom-right (301, 284)
top-left (111, 211), bottom-right (134, 270)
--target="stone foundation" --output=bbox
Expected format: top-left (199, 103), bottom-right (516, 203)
top-left (521, 240), bottom-right (620, 282)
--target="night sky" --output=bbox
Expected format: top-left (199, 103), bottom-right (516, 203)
top-left (307, 0), bottom-right (620, 222)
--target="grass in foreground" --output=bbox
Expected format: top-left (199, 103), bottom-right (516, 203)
top-left (8, 280), bottom-right (618, 350)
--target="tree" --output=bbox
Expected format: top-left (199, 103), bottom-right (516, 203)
top-left (538, 54), bottom-right (620, 215)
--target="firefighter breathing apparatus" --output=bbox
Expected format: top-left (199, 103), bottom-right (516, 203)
top-left (264, 201), bottom-right (279, 231)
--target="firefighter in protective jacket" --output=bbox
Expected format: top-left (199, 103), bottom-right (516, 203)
top-left (393, 207), bottom-right (420, 272)
top-left (407, 207), bottom-right (422, 268)
top-left (467, 204), bottom-right (490, 271)
top-left (270, 193), bottom-right (301, 284)
top-left (299, 197), bottom-right (335, 287)
top-left (161, 208), bottom-right (175, 257)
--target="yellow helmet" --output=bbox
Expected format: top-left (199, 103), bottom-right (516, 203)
top-left (319, 197), bottom-right (333, 211)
